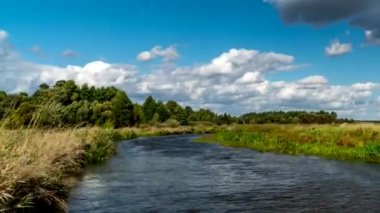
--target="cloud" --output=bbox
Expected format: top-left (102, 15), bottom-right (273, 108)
top-left (0, 30), bottom-right (9, 41)
top-left (266, 0), bottom-right (380, 45)
top-left (40, 61), bottom-right (138, 88)
top-left (236, 72), bottom-right (263, 84)
top-left (197, 49), bottom-right (295, 76)
top-left (0, 59), bottom-right (138, 93)
top-left (62, 49), bottom-right (79, 58)
top-left (0, 39), bottom-right (47, 92)
top-left (297, 75), bottom-right (328, 85)
top-left (0, 30), bottom-right (11, 56)
top-left (131, 49), bottom-right (379, 119)
top-left (1, 31), bottom-right (379, 119)
top-left (325, 40), bottom-right (352, 57)
top-left (137, 46), bottom-right (179, 62)
top-left (365, 30), bottom-right (380, 45)
top-left (0, 33), bottom-right (136, 92)
top-left (137, 51), bottom-right (153, 61)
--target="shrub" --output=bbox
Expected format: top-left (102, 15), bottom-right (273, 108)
top-left (163, 119), bottom-right (180, 128)
top-left (84, 129), bottom-right (119, 164)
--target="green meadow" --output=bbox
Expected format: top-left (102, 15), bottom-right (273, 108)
top-left (198, 124), bottom-right (380, 164)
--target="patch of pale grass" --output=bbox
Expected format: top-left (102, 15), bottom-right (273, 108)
top-left (0, 129), bottom-right (83, 184)
top-left (0, 128), bottom-right (87, 211)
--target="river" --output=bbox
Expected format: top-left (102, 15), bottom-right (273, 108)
top-left (69, 135), bottom-right (380, 212)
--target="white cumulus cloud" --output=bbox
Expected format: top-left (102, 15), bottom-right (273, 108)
top-left (298, 75), bottom-right (328, 85)
top-left (0, 30), bottom-right (9, 41)
top-left (1, 32), bottom-right (379, 119)
top-left (0, 30), bottom-right (11, 56)
top-left (236, 72), bottom-right (263, 84)
top-left (199, 49), bottom-right (295, 76)
top-left (137, 46), bottom-right (179, 62)
top-left (325, 40), bottom-right (352, 57)
top-left (39, 61), bottom-right (138, 88)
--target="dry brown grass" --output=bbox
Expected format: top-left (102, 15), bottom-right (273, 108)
top-left (0, 128), bottom-right (88, 212)
top-left (0, 129), bottom-right (84, 182)
top-left (118, 124), bottom-right (217, 137)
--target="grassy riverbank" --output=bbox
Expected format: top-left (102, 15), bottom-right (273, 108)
top-left (0, 124), bottom-right (216, 212)
top-left (198, 124), bottom-right (380, 163)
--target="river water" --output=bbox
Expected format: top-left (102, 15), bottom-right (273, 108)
top-left (69, 135), bottom-right (380, 212)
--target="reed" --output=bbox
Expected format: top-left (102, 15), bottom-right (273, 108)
top-left (0, 127), bottom-right (121, 212)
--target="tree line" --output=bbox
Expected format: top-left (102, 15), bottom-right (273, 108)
top-left (0, 80), bottom-right (351, 129)
top-left (240, 111), bottom-right (353, 124)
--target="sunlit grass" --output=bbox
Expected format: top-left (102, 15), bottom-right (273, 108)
top-left (0, 127), bottom-right (120, 212)
top-left (118, 124), bottom-right (216, 138)
top-left (198, 124), bottom-right (380, 163)
top-left (0, 123), bottom-right (218, 212)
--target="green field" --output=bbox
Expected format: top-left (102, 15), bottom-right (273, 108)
top-left (198, 124), bottom-right (380, 164)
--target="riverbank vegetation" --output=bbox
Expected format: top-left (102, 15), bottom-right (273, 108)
top-left (198, 124), bottom-right (380, 164)
top-left (0, 125), bottom-right (217, 212)
top-left (0, 80), bottom-right (360, 212)
top-left (0, 127), bottom-right (134, 212)
top-left (240, 111), bottom-right (354, 124)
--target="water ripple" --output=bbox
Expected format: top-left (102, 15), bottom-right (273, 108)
top-left (69, 135), bottom-right (380, 212)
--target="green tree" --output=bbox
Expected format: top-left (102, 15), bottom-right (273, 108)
top-left (132, 104), bottom-right (144, 125)
top-left (53, 80), bottom-right (78, 105)
top-left (9, 102), bottom-right (36, 127)
top-left (76, 101), bottom-right (91, 125)
top-left (111, 91), bottom-right (134, 127)
top-left (156, 102), bottom-right (170, 122)
top-left (79, 83), bottom-right (93, 101)
top-left (177, 107), bottom-right (189, 125)
top-left (92, 101), bottom-right (113, 125)
top-left (142, 96), bottom-right (157, 123)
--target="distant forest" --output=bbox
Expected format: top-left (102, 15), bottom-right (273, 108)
top-left (0, 80), bottom-right (353, 128)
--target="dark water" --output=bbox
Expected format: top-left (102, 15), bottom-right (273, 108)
top-left (69, 135), bottom-right (380, 212)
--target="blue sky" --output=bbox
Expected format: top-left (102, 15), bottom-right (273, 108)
top-left (1, 0), bottom-right (378, 82)
top-left (0, 0), bottom-right (380, 118)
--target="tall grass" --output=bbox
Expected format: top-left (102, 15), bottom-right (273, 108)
top-left (0, 99), bottom-right (220, 212)
top-left (118, 124), bottom-right (216, 138)
top-left (198, 124), bottom-right (380, 163)
top-left (0, 124), bottom-right (218, 212)
top-left (0, 127), bottom-right (121, 212)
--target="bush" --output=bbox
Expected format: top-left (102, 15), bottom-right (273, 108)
top-left (84, 129), bottom-right (119, 164)
top-left (163, 119), bottom-right (180, 128)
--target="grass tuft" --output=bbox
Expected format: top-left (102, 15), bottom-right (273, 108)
top-left (0, 128), bottom-right (117, 212)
